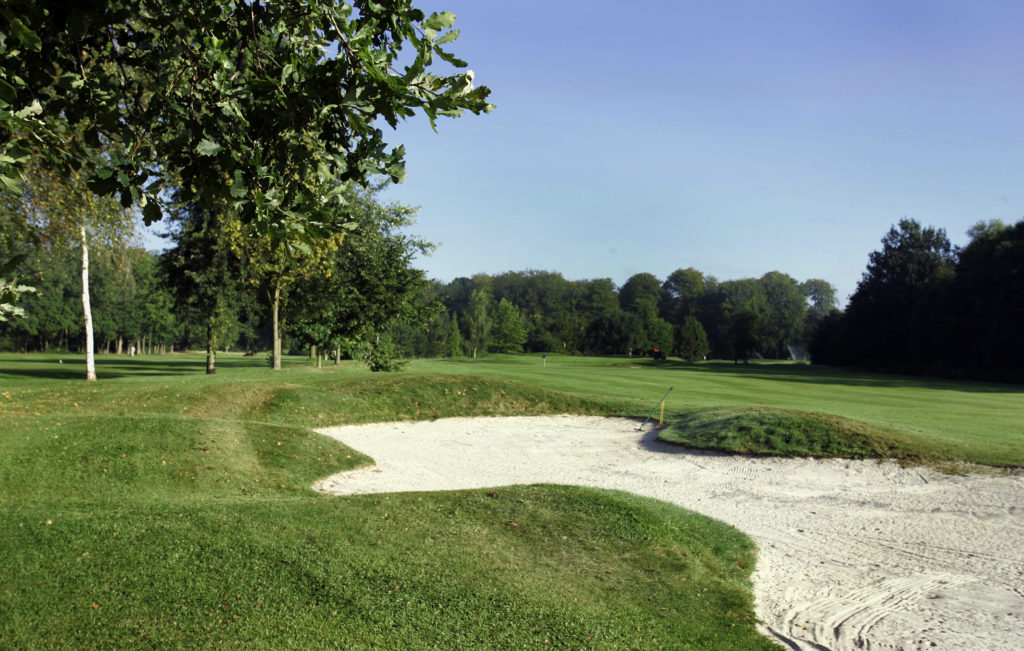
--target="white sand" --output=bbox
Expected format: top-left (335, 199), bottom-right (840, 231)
top-left (314, 415), bottom-right (1024, 650)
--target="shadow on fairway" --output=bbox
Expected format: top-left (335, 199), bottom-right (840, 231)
top-left (0, 355), bottom-right (269, 381)
top-left (636, 358), bottom-right (1022, 394)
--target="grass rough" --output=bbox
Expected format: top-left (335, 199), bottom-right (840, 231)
top-left (0, 353), bottom-right (777, 649)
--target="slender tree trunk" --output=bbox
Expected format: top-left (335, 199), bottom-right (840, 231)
top-left (206, 320), bottom-right (216, 374)
top-left (316, 349), bottom-right (322, 369)
top-left (309, 344), bottom-right (317, 361)
top-left (334, 347), bottom-right (340, 365)
top-left (81, 223), bottom-right (97, 381)
top-left (272, 282), bottom-right (282, 370)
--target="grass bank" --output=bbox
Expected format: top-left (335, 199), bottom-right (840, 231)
top-left (0, 353), bottom-right (774, 649)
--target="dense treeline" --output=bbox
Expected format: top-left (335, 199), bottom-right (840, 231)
top-left (3, 152), bottom-right (836, 366)
top-left (389, 269), bottom-right (836, 362)
top-left (811, 218), bottom-right (1024, 382)
top-left (3, 188), bottom-right (835, 366)
top-left (6, 194), bottom-right (1021, 383)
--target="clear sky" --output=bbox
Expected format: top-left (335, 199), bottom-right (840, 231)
top-left (378, 0), bottom-right (1023, 305)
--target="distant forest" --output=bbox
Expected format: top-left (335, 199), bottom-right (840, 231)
top-left (3, 212), bottom-right (1022, 383)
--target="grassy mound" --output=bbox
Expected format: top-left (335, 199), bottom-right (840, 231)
top-left (0, 358), bottom-right (773, 648)
top-left (658, 407), bottom-right (935, 463)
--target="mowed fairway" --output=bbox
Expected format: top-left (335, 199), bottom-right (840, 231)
top-left (414, 355), bottom-right (1024, 467)
top-left (1, 352), bottom-right (1021, 649)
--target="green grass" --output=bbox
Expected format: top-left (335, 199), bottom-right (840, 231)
top-left (0, 353), bottom-right (774, 649)
top-left (657, 407), bottom-right (935, 463)
top-left (3, 351), bottom-right (1021, 648)
top-left (411, 355), bottom-right (1024, 468)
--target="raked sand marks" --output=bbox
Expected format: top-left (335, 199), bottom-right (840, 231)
top-left (313, 415), bottom-right (1024, 651)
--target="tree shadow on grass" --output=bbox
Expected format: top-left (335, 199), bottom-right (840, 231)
top-left (0, 355), bottom-right (269, 381)
top-left (639, 358), bottom-right (1023, 394)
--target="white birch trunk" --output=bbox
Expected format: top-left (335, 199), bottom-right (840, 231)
top-left (272, 283), bottom-right (282, 370)
top-left (81, 222), bottom-right (97, 381)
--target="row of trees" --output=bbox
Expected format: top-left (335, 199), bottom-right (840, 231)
top-left (2, 179), bottom-right (433, 373)
top-left (387, 269), bottom-right (837, 362)
top-left (811, 218), bottom-right (1024, 382)
top-left (10, 197), bottom-right (1020, 384)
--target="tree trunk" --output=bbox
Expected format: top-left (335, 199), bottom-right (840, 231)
top-left (206, 320), bottom-right (216, 374)
top-left (272, 282), bottom-right (282, 370)
top-left (116, 336), bottom-right (123, 355)
top-left (81, 223), bottom-right (97, 381)
top-left (334, 347), bottom-right (340, 365)
top-left (310, 344), bottom-right (317, 361)
top-left (316, 349), bottom-right (322, 369)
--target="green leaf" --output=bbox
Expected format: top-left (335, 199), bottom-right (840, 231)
top-left (423, 11), bottom-right (456, 31)
top-left (436, 49), bottom-right (468, 68)
top-left (0, 78), bottom-right (16, 104)
top-left (4, 143), bottom-right (31, 164)
top-left (281, 63), bottom-right (295, 83)
top-left (230, 170), bottom-right (248, 198)
top-left (5, 15), bottom-right (42, 50)
top-left (142, 201), bottom-right (162, 225)
top-left (14, 99), bottom-right (42, 119)
top-left (435, 29), bottom-right (460, 46)
top-left (0, 174), bottom-right (21, 193)
top-left (196, 138), bottom-right (224, 156)
top-left (87, 174), bottom-right (118, 196)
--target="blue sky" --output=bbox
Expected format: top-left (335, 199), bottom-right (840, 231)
top-left (378, 0), bottom-right (1023, 304)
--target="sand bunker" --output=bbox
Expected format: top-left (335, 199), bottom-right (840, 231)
top-left (314, 415), bottom-right (1024, 650)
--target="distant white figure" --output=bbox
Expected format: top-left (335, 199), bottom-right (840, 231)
top-left (129, 345), bottom-right (136, 357)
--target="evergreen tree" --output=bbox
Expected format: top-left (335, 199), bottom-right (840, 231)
top-left (673, 316), bottom-right (710, 362)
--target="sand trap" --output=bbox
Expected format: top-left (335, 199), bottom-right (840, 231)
top-left (314, 415), bottom-right (1024, 650)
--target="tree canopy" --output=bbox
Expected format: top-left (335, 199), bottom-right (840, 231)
top-left (811, 217), bottom-right (1024, 381)
top-left (1, 1), bottom-right (493, 244)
